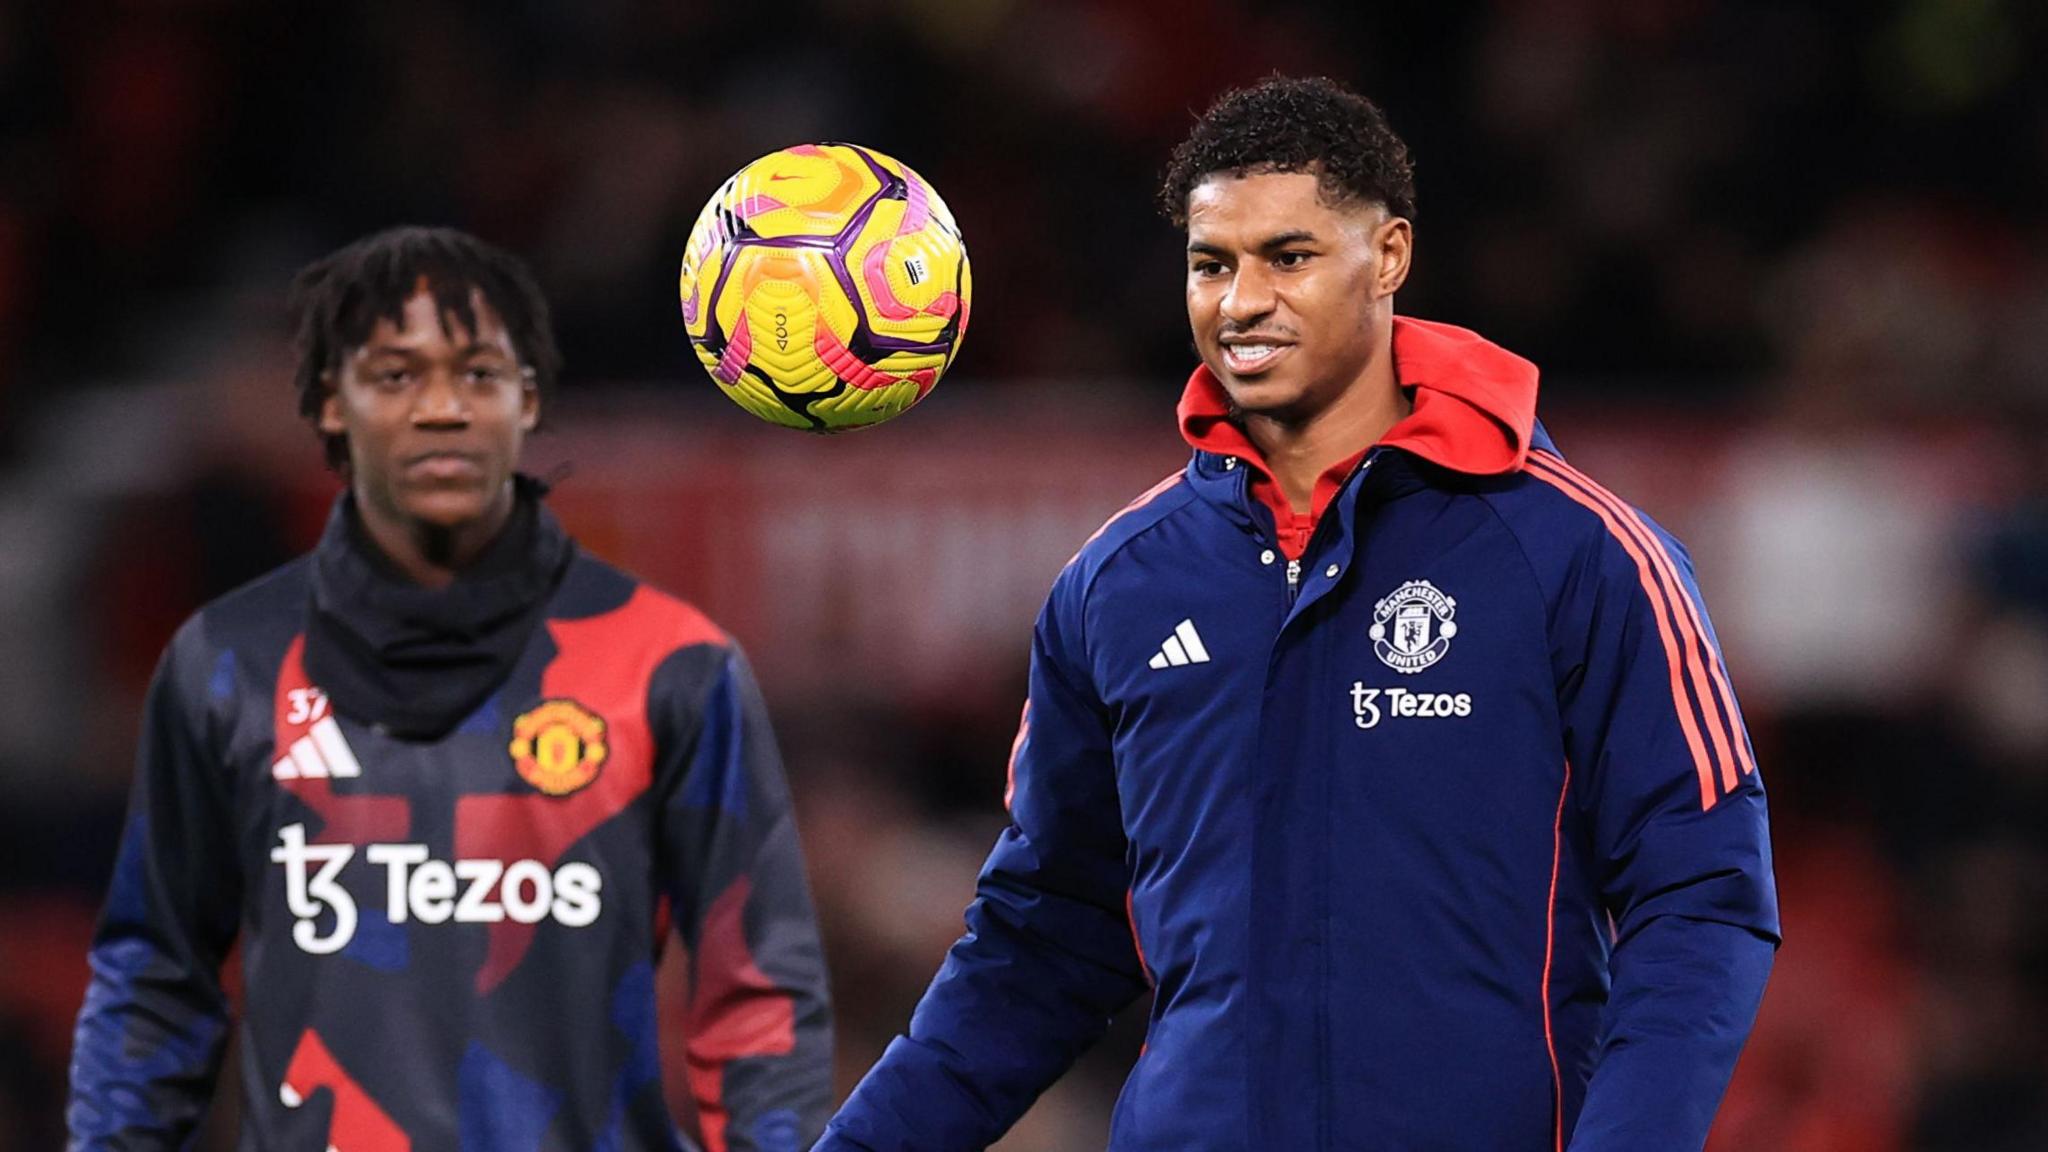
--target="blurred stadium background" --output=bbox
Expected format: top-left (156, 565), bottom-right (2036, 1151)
top-left (2, 1), bottom-right (2046, 1148)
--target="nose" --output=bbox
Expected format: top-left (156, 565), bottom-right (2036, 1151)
top-left (411, 368), bottom-right (470, 427)
top-left (1220, 264), bottom-right (1276, 326)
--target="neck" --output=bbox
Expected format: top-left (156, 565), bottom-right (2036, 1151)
top-left (1242, 348), bottom-right (1407, 514)
top-left (353, 481), bottom-right (517, 590)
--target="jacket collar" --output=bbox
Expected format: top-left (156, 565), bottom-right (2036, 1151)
top-left (304, 474), bottom-right (574, 739)
top-left (1176, 316), bottom-right (1542, 549)
top-left (1177, 315), bottom-right (1539, 477)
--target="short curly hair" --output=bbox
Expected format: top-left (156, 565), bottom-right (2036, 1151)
top-left (287, 226), bottom-right (562, 472)
top-left (1159, 75), bottom-right (1416, 228)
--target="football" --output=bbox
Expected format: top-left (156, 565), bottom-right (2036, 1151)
top-left (678, 143), bottom-right (971, 432)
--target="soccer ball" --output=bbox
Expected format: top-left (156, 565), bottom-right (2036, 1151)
top-left (678, 143), bottom-right (971, 432)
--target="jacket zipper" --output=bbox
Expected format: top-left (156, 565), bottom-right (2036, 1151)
top-left (1280, 455), bottom-right (1374, 610)
top-left (1250, 450), bottom-right (1375, 608)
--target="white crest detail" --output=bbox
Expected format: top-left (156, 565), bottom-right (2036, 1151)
top-left (1369, 580), bottom-right (1458, 674)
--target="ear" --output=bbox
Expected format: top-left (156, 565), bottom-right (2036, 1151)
top-left (1373, 214), bottom-right (1412, 300)
top-left (317, 371), bottom-right (347, 435)
top-left (519, 376), bottom-right (540, 432)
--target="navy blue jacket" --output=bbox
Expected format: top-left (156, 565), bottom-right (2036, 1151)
top-left (818, 319), bottom-right (1779, 1152)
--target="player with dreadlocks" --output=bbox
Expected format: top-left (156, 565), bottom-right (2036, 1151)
top-left (816, 76), bottom-right (1777, 1152)
top-left (69, 226), bottom-right (833, 1152)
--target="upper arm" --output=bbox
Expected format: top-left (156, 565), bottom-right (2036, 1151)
top-left (1546, 505), bottom-right (1778, 944)
top-left (647, 640), bottom-right (801, 945)
top-left (991, 562), bottom-right (1127, 914)
top-left (106, 621), bottom-right (243, 951)
top-left (70, 621), bottom-right (240, 1143)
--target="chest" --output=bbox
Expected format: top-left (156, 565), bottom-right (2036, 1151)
top-left (1089, 494), bottom-right (1559, 825)
top-left (212, 632), bottom-right (663, 958)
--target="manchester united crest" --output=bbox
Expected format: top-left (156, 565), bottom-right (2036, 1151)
top-left (508, 699), bottom-right (608, 796)
top-left (1370, 579), bottom-right (1459, 674)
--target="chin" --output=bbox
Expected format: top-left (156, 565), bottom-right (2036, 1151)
top-left (1218, 375), bottom-right (1309, 419)
top-left (398, 487), bottom-right (496, 530)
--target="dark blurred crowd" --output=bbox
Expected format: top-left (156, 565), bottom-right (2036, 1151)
top-left (1, 1), bottom-right (2046, 1149)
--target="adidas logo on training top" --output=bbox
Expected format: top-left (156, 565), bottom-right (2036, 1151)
top-left (272, 716), bottom-right (362, 780)
top-left (1148, 619), bottom-right (1211, 669)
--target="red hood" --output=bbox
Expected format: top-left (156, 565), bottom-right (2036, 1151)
top-left (1177, 316), bottom-right (1539, 476)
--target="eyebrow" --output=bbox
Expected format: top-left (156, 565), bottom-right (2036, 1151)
top-left (1187, 230), bottom-right (1322, 256)
top-left (356, 339), bottom-right (511, 359)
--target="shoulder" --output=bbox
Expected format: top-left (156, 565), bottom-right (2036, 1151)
top-left (1482, 448), bottom-right (1696, 592)
top-left (556, 555), bottom-right (755, 748)
top-left (553, 551), bottom-right (732, 658)
top-left (1060, 466), bottom-right (1198, 599)
top-left (189, 555), bottom-right (314, 642)
top-left (183, 555), bottom-right (315, 667)
top-left (135, 556), bottom-right (317, 723)
top-left (552, 552), bottom-right (740, 723)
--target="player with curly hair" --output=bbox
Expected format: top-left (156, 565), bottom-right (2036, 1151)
top-left (68, 227), bottom-right (834, 1151)
top-left (816, 76), bottom-right (1777, 1151)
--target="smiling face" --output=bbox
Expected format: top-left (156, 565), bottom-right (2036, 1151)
top-left (318, 281), bottom-right (538, 534)
top-left (1185, 169), bottom-right (1411, 424)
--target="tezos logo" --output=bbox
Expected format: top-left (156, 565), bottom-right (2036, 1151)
top-left (269, 823), bottom-right (602, 955)
top-left (1351, 684), bottom-right (1473, 730)
top-left (1370, 579), bottom-right (1458, 674)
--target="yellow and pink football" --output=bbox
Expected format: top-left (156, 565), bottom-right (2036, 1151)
top-left (678, 143), bottom-right (971, 432)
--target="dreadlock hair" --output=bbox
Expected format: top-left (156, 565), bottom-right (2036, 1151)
top-left (287, 226), bottom-right (562, 471)
top-left (1158, 75), bottom-right (1417, 228)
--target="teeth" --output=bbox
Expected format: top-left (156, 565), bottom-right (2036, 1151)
top-left (1226, 344), bottom-right (1278, 366)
